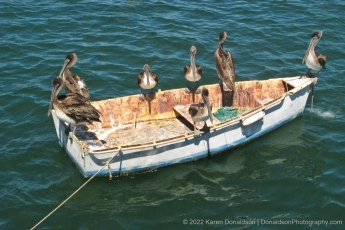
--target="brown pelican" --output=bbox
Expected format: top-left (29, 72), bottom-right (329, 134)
top-left (188, 87), bottom-right (213, 136)
top-left (302, 30), bottom-right (327, 76)
top-left (48, 77), bottom-right (101, 139)
top-left (58, 53), bottom-right (90, 99)
top-left (137, 64), bottom-right (158, 101)
top-left (184, 46), bottom-right (202, 94)
top-left (215, 31), bottom-right (236, 91)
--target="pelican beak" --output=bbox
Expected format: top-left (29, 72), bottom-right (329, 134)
top-left (48, 85), bottom-right (57, 117)
top-left (58, 58), bottom-right (70, 79)
top-left (190, 52), bottom-right (196, 82)
top-left (145, 68), bottom-right (150, 86)
top-left (203, 94), bottom-right (213, 124)
top-left (302, 37), bottom-right (318, 64)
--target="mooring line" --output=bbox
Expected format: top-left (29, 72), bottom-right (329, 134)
top-left (30, 148), bottom-right (121, 230)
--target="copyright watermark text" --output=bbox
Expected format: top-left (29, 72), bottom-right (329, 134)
top-left (182, 218), bottom-right (342, 226)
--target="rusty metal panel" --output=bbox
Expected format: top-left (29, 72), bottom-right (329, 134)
top-left (88, 79), bottom-right (286, 129)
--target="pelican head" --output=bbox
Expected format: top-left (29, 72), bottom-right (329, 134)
top-left (219, 31), bottom-right (227, 45)
top-left (48, 77), bottom-right (63, 116)
top-left (201, 87), bottom-right (213, 124)
top-left (190, 46), bottom-right (197, 81)
top-left (312, 30), bottom-right (322, 40)
top-left (143, 64), bottom-right (151, 86)
top-left (302, 30), bottom-right (322, 64)
top-left (58, 53), bottom-right (78, 78)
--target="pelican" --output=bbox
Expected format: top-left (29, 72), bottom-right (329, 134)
top-left (215, 31), bottom-right (236, 91)
top-left (48, 77), bottom-right (101, 139)
top-left (137, 64), bottom-right (158, 101)
top-left (302, 30), bottom-right (327, 76)
top-left (188, 87), bottom-right (213, 136)
top-left (58, 53), bottom-right (90, 99)
top-left (184, 46), bottom-right (202, 94)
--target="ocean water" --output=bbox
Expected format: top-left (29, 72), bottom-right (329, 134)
top-left (1, 1), bottom-right (345, 229)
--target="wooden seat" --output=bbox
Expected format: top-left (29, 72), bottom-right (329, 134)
top-left (174, 104), bottom-right (220, 130)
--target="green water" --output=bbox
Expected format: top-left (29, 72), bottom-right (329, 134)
top-left (1, 1), bottom-right (345, 229)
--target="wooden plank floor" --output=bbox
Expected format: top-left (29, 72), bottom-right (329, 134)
top-left (75, 118), bottom-right (192, 151)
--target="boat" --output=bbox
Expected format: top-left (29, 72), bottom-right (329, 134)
top-left (50, 76), bottom-right (317, 177)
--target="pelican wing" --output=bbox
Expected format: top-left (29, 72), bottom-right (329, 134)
top-left (318, 56), bottom-right (327, 68)
top-left (196, 65), bottom-right (202, 77)
top-left (188, 103), bottom-right (205, 117)
top-left (215, 46), bottom-right (236, 90)
top-left (59, 93), bottom-right (101, 123)
top-left (137, 71), bottom-right (145, 86)
top-left (151, 71), bottom-right (158, 83)
top-left (184, 64), bottom-right (190, 75)
top-left (64, 73), bottom-right (90, 99)
top-left (75, 76), bottom-right (90, 99)
top-left (225, 51), bottom-right (235, 81)
top-left (64, 103), bottom-right (101, 123)
top-left (57, 93), bottom-right (90, 105)
top-left (64, 75), bottom-right (79, 92)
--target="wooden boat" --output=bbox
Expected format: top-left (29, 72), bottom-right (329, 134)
top-left (51, 76), bottom-right (317, 177)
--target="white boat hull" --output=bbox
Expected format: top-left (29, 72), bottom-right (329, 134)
top-left (51, 77), bottom-right (315, 177)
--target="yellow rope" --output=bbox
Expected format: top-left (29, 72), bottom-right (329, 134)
top-left (30, 147), bottom-right (121, 230)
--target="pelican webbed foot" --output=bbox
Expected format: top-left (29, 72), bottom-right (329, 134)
top-left (307, 70), bottom-right (317, 78)
top-left (139, 93), bottom-right (145, 101)
top-left (65, 124), bottom-right (71, 136)
top-left (192, 122), bottom-right (200, 137)
top-left (148, 91), bottom-right (156, 100)
top-left (185, 86), bottom-right (201, 94)
top-left (200, 121), bottom-right (210, 133)
top-left (68, 126), bottom-right (76, 140)
top-left (194, 129), bottom-right (201, 137)
top-left (194, 86), bottom-right (201, 94)
top-left (300, 69), bottom-right (317, 79)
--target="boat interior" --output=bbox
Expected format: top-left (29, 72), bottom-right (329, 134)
top-left (70, 77), bottom-right (310, 152)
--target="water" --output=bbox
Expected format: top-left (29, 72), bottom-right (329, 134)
top-left (1, 1), bottom-right (345, 229)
